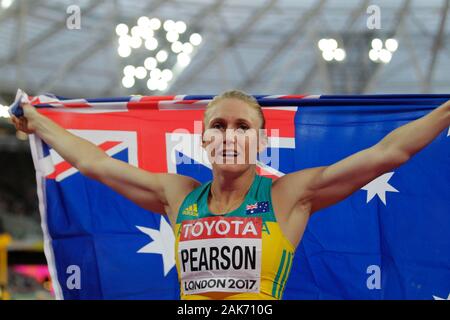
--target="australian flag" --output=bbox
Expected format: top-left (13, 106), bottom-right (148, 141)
top-left (10, 92), bottom-right (450, 300)
top-left (246, 201), bottom-right (270, 215)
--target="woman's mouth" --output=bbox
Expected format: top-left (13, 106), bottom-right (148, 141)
top-left (222, 151), bottom-right (239, 157)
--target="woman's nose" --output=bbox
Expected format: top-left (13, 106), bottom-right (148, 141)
top-left (223, 131), bottom-right (237, 145)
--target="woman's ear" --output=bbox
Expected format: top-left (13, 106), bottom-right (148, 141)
top-left (201, 130), bottom-right (206, 149)
top-left (257, 129), bottom-right (268, 153)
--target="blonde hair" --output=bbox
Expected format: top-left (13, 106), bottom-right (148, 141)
top-left (204, 90), bottom-right (266, 129)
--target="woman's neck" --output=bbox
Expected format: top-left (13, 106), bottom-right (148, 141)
top-left (210, 167), bottom-right (256, 206)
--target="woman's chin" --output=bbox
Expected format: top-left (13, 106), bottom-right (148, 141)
top-left (213, 162), bottom-right (251, 173)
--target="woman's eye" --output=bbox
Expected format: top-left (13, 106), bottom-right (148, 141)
top-left (212, 123), bottom-right (223, 129)
top-left (239, 124), bottom-right (249, 130)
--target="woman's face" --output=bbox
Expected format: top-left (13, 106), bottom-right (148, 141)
top-left (202, 98), bottom-right (266, 173)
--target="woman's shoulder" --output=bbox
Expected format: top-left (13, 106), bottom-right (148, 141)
top-left (270, 168), bottom-right (318, 208)
top-left (163, 173), bottom-right (203, 198)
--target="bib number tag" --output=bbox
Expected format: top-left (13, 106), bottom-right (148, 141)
top-left (178, 216), bottom-right (262, 295)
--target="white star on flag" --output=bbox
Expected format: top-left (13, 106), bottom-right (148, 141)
top-left (136, 217), bottom-right (175, 276)
top-left (433, 293), bottom-right (450, 300)
top-left (361, 172), bottom-right (399, 205)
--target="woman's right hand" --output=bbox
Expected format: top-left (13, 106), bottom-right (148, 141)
top-left (10, 103), bottom-right (41, 134)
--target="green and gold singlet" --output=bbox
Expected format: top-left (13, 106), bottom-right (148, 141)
top-left (174, 174), bottom-right (295, 300)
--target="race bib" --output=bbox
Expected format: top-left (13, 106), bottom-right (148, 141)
top-left (178, 216), bottom-right (262, 295)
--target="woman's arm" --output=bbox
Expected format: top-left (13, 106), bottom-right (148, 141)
top-left (273, 100), bottom-right (450, 215)
top-left (11, 103), bottom-right (200, 223)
